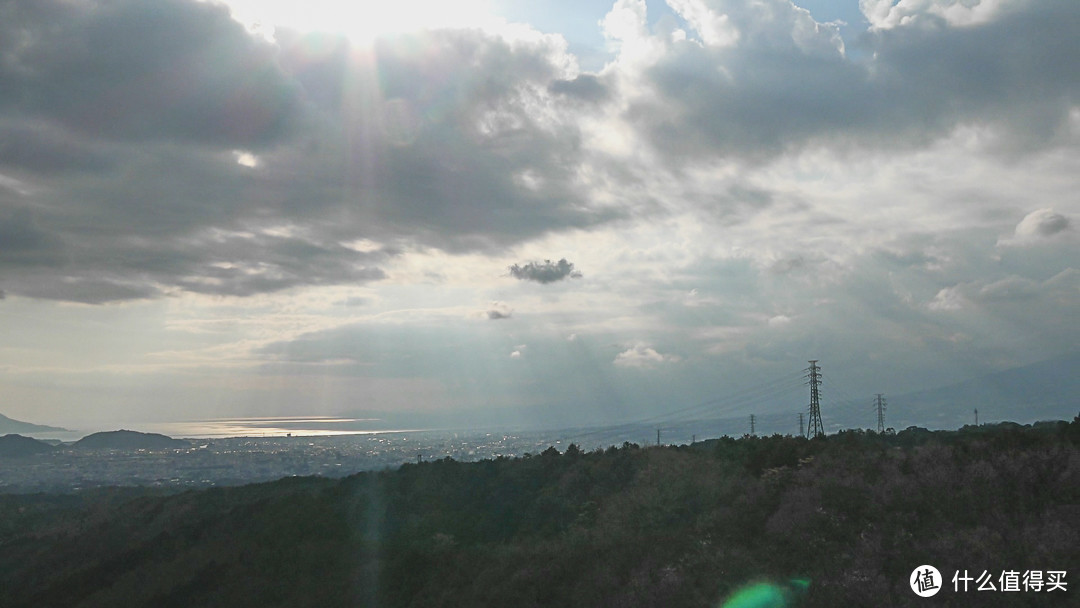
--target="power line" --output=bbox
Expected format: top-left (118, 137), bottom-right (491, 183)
top-left (565, 372), bottom-right (805, 447)
top-left (563, 363), bottom-right (825, 449)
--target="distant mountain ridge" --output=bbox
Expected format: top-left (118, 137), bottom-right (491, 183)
top-left (827, 352), bottom-right (1080, 431)
top-left (0, 434), bottom-right (56, 457)
top-left (73, 430), bottom-right (189, 450)
top-left (0, 413), bottom-right (67, 435)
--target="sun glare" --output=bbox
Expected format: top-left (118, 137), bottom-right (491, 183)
top-left (217, 0), bottom-right (497, 44)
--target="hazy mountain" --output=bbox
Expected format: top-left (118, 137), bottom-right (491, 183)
top-left (73, 430), bottom-right (189, 450)
top-left (827, 352), bottom-right (1080, 431)
top-left (0, 413), bottom-right (67, 435)
top-left (0, 434), bottom-right (56, 457)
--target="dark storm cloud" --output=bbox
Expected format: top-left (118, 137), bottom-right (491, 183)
top-left (0, 123), bottom-right (115, 174)
top-left (336, 31), bottom-right (618, 250)
top-left (18, 278), bottom-right (162, 305)
top-left (631, 0), bottom-right (1080, 159)
top-left (249, 28), bottom-right (624, 252)
top-left (0, 0), bottom-right (336, 302)
top-left (2, 0), bottom-right (1073, 305)
top-left (167, 235), bottom-right (388, 298)
top-left (0, 0), bottom-right (302, 147)
top-left (509, 258), bottom-right (582, 284)
top-left (0, 205), bottom-right (67, 268)
top-left (0, 2), bottom-right (617, 303)
top-left (637, 40), bottom-right (866, 159)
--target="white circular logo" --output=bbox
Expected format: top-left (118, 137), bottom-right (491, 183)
top-left (910, 565), bottom-right (942, 597)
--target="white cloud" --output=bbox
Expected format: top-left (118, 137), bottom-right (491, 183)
top-left (667, 0), bottom-right (740, 48)
top-left (998, 208), bottom-right (1072, 247)
top-left (767, 314), bottom-right (792, 327)
top-left (928, 286), bottom-right (967, 311)
top-left (613, 343), bottom-right (680, 368)
top-left (232, 150), bottom-right (259, 168)
top-left (861, 0), bottom-right (1014, 30)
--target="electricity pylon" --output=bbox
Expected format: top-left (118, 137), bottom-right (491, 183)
top-left (875, 393), bottom-right (887, 433)
top-left (806, 360), bottom-right (824, 438)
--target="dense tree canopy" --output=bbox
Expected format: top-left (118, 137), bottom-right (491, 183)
top-left (1, 418), bottom-right (1077, 607)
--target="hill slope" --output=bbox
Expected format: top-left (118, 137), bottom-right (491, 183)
top-left (72, 430), bottom-right (189, 450)
top-left (0, 413), bottom-right (67, 435)
top-left (0, 419), bottom-right (1077, 607)
top-left (0, 434), bottom-right (55, 457)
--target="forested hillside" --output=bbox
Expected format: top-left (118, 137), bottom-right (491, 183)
top-left (2, 419), bottom-right (1077, 607)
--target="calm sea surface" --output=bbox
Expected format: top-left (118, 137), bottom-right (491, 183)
top-left (135, 416), bottom-right (411, 439)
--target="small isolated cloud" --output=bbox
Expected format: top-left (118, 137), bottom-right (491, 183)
top-left (233, 150), bottom-right (259, 168)
top-left (999, 208), bottom-right (1071, 247)
top-left (767, 314), bottom-right (792, 327)
top-left (510, 344), bottom-right (527, 359)
top-left (486, 301), bottom-right (513, 320)
top-left (928, 286), bottom-right (967, 311)
top-left (508, 258), bottom-right (582, 284)
top-left (614, 343), bottom-right (680, 368)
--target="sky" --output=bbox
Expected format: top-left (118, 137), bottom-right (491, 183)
top-left (0, 0), bottom-right (1077, 431)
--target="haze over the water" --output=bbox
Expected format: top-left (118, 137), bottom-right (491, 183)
top-left (0, 0), bottom-right (1076, 431)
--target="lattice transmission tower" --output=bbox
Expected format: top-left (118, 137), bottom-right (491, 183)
top-left (875, 393), bottom-right (887, 433)
top-left (806, 360), bottom-right (824, 438)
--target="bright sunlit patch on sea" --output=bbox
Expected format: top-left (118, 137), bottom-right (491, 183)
top-left (135, 416), bottom-right (411, 438)
top-left (215, 0), bottom-right (497, 44)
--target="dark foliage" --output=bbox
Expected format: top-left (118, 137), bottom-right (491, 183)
top-left (72, 430), bottom-right (190, 450)
top-left (0, 434), bottom-right (56, 457)
top-left (1, 419), bottom-right (1078, 607)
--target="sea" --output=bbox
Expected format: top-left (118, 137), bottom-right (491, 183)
top-left (27, 412), bottom-right (800, 448)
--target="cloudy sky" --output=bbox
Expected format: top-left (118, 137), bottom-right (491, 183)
top-left (0, 0), bottom-right (1076, 431)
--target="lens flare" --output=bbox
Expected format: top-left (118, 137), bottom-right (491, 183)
top-left (720, 579), bottom-right (811, 608)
